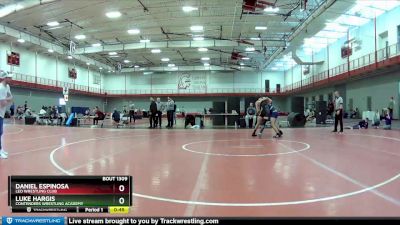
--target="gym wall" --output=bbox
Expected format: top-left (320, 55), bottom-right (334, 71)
top-left (11, 87), bottom-right (104, 113)
top-left (294, 71), bottom-right (399, 119)
top-left (106, 96), bottom-right (288, 114)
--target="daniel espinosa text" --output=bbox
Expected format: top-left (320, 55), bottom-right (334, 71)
top-left (14, 183), bottom-right (70, 194)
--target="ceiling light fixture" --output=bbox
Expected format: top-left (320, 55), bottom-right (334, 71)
top-left (106, 11), bottom-right (122, 18)
top-left (127, 29), bottom-right (140, 35)
top-left (161, 58), bottom-right (170, 62)
top-left (86, 62), bottom-right (90, 65)
top-left (242, 57), bottom-right (250, 60)
top-left (47, 21), bottom-right (59, 27)
top-left (201, 57), bottom-right (210, 61)
top-left (140, 39), bottom-right (150, 43)
top-left (67, 55), bottom-right (73, 59)
top-left (92, 43), bottom-right (102, 47)
top-left (245, 47), bottom-right (255, 52)
top-left (74, 34), bottom-right (86, 40)
top-left (151, 49), bottom-right (161, 53)
top-left (17, 38), bottom-right (25, 43)
top-left (168, 64), bottom-right (175, 67)
top-left (108, 52), bottom-right (117, 55)
top-left (190, 25), bottom-right (203, 32)
top-left (48, 49), bottom-right (54, 53)
top-left (123, 60), bottom-right (130, 63)
top-left (255, 26), bottom-right (267, 30)
top-left (198, 47), bottom-right (208, 52)
top-left (182, 6), bottom-right (198, 12)
top-left (193, 37), bottom-right (204, 41)
top-left (264, 7), bottom-right (279, 12)
top-left (204, 63), bottom-right (210, 66)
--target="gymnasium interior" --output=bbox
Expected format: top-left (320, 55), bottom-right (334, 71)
top-left (0, 0), bottom-right (400, 218)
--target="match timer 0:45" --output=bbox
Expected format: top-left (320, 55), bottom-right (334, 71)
top-left (8, 176), bottom-right (132, 213)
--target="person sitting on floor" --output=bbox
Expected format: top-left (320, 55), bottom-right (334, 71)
top-left (384, 110), bottom-right (392, 130)
top-left (93, 106), bottom-right (105, 126)
top-left (245, 102), bottom-right (257, 128)
top-left (16, 105), bottom-right (24, 120)
top-left (39, 106), bottom-right (46, 115)
top-left (49, 106), bottom-right (59, 125)
top-left (112, 108), bottom-right (121, 128)
top-left (184, 114), bottom-right (196, 128)
top-left (38, 106), bottom-right (49, 125)
top-left (350, 108), bottom-right (359, 119)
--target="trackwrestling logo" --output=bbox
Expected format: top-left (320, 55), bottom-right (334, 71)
top-left (2, 217), bottom-right (64, 225)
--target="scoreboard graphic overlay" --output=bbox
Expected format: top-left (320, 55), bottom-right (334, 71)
top-left (8, 176), bottom-right (132, 213)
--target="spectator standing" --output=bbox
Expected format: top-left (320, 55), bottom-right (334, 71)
top-left (156, 97), bottom-right (163, 128)
top-left (332, 91), bottom-right (344, 134)
top-left (149, 97), bottom-right (157, 128)
top-left (24, 101), bottom-right (28, 112)
top-left (129, 103), bottom-right (136, 124)
top-left (327, 100), bottom-right (334, 118)
top-left (0, 71), bottom-right (13, 159)
top-left (166, 97), bottom-right (175, 128)
top-left (388, 97), bottom-right (395, 119)
top-left (10, 102), bottom-right (14, 117)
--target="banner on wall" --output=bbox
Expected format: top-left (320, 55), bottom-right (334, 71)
top-left (63, 86), bottom-right (69, 95)
top-left (177, 73), bottom-right (207, 90)
top-left (7, 52), bottom-right (20, 66)
top-left (303, 65), bottom-right (310, 75)
top-left (68, 68), bottom-right (77, 79)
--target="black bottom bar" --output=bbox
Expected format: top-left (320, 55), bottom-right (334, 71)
top-left (66, 218), bottom-right (400, 225)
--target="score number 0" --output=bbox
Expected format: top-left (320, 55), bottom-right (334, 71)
top-left (118, 184), bottom-right (126, 205)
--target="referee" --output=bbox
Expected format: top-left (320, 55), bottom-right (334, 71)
top-left (332, 91), bottom-right (344, 133)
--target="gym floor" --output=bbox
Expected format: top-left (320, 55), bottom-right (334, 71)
top-left (0, 123), bottom-right (399, 216)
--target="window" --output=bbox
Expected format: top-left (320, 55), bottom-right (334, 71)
top-left (367, 96), bottom-right (372, 111)
top-left (93, 75), bottom-right (101, 85)
top-left (348, 98), bottom-right (353, 111)
top-left (397, 25), bottom-right (400, 50)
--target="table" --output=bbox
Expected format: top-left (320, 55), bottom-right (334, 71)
top-left (362, 111), bottom-right (379, 121)
top-left (202, 113), bottom-right (240, 126)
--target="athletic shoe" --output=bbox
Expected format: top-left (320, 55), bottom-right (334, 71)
top-left (257, 133), bottom-right (262, 138)
top-left (0, 152), bottom-right (8, 159)
top-left (332, 130), bottom-right (337, 133)
top-left (0, 149), bottom-right (8, 155)
top-left (279, 130), bottom-right (283, 135)
top-left (252, 132), bottom-right (257, 137)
